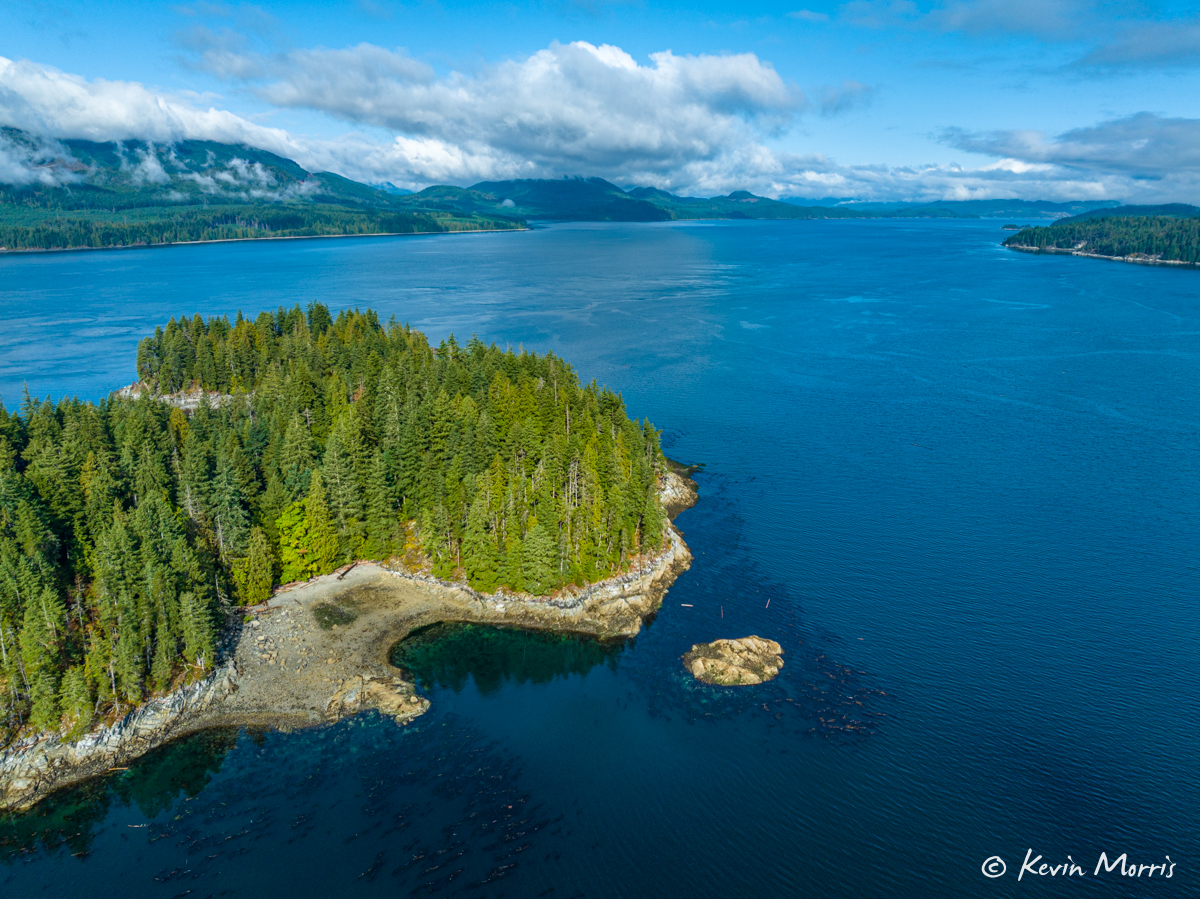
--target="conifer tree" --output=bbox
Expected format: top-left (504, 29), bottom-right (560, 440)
top-left (365, 451), bottom-right (397, 558)
top-left (3, 306), bottom-right (671, 739)
top-left (521, 516), bottom-right (558, 596)
top-left (20, 589), bottom-right (62, 731)
top-left (276, 473), bottom-right (339, 582)
top-left (60, 665), bottom-right (92, 737)
top-left (462, 496), bottom-right (499, 591)
top-left (280, 413), bottom-right (315, 501)
top-left (232, 527), bottom-right (275, 605)
top-left (322, 421), bottom-right (363, 532)
top-left (211, 463), bottom-right (249, 564)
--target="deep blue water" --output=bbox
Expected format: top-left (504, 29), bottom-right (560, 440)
top-left (2, 220), bottom-right (1198, 896)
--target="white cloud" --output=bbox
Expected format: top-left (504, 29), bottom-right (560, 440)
top-left (944, 114), bottom-right (1200, 177)
top-left (197, 40), bottom-right (804, 182)
top-left (1, 50), bottom-right (1199, 203)
top-left (0, 130), bottom-right (78, 186)
top-left (122, 144), bottom-right (171, 185)
top-left (0, 55), bottom-right (303, 154)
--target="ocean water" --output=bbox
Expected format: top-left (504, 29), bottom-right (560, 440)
top-left (1, 220), bottom-right (1198, 896)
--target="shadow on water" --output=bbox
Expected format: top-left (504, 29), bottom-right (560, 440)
top-left (390, 623), bottom-right (626, 695)
top-left (0, 728), bottom-right (238, 862)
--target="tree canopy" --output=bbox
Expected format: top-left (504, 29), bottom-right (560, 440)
top-left (0, 305), bottom-right (667, 743)
top-left (0, 204), bottom-right (520, 251)
top-left (1004, 216), bottom-right (1200, 264)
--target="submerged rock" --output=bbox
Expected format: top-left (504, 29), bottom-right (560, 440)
top-left (682, 636), bottom-right (784, 685)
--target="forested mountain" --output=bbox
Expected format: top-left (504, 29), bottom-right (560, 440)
top-left (1003, 216), bottom-right (1200, 263)
top-left (1057, 204), bottom-right (1200, 224)
top-left (0, 305), bottom-right (667, 742)
top-left (410, 178), bottom-right (974, 221)
top-left (1, 129), bottom-right (427, 212)
top-left (0, 130), bottom-right (522, 250)
top-left (8, 128), bottom-right (1143, 244)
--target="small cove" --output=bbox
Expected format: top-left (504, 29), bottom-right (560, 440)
top-left (389, 623), bottom-right (626, 695)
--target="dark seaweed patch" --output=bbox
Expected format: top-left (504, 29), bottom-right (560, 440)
top-left (313, 602), bottom-right (358, 630)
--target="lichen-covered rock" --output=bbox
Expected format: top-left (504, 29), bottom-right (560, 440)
top-left (682, 636), bottom-right (783, 686)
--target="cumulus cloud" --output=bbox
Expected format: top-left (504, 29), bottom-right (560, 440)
top-left (2, 48), bottom-right (1199, 203)
top-left (927, 113), bottom-right (1200, 202)
top-left (944, 113), bottom-right (1200, 177)
top-left (0, 55), bottom-right (302, 153)
top-left (193, 40), bottom-right (803, 183)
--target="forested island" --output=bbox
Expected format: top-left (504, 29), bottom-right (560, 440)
top-left (0, 305), bottom-right (672, 749)
top-left (1004, 208), bottom-right (1200, 266)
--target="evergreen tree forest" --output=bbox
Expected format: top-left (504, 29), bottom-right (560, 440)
top-left (0, 305), bottom-right (668, 743)
top-left (0, 204), bottom-right (521, 252)
top-left (1004, 215), bottom-right (1200, 263)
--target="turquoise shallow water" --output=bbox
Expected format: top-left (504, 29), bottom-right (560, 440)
top-left (1, 220), bottom-right (1198, 896)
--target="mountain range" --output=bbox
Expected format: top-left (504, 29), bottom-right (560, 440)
top-left (0, 130), bottom-right (1165, 252)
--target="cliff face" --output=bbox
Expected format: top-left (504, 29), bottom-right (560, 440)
top-left (0, 469), bottom-right (699, 812)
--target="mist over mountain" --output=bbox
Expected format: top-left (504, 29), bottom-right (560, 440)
top-left (0, 129), bottom-right (410, 211)
top-left (1, 132), bottom-right (1176, 250)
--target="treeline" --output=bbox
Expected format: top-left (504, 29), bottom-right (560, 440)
top-left (0, 305), bottom-right (667, 741)
top-left (1004, 216), bottom-right (1200, 263)
top-left (0, 204), bottom-right (521, 251)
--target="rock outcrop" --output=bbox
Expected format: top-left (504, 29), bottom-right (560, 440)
top-left (683, 636), bottom-right (784, 686)
top-left (0, 465), bottom-right (700, 812)
top-left (327, 675), bottom-right (430, 724)
top-left (0, 662), bottom-right (239, 812)
top-left (660, 467), bottom-right (700, 519)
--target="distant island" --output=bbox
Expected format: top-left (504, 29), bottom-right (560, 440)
top-left (0, 304), bottom-right (700, 809)
top-left (1003, 205), bottom-right (1200, 267)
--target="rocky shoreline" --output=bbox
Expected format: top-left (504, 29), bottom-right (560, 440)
top-left (1006, 243), bottom-right (1199, 269)
top-left (0, 470), bottom-right (698, 813)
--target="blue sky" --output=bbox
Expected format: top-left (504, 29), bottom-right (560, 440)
top-left (2, 0), bottom-right (1199, 200)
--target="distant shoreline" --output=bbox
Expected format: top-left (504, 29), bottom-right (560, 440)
top-left (0, 225), bottom-right (528, 256)
top-left (1005, 243), bottom-right (1199, 270)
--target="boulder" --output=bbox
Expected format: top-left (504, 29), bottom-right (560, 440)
top-left (682, 635), bottom-right (783, 685)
